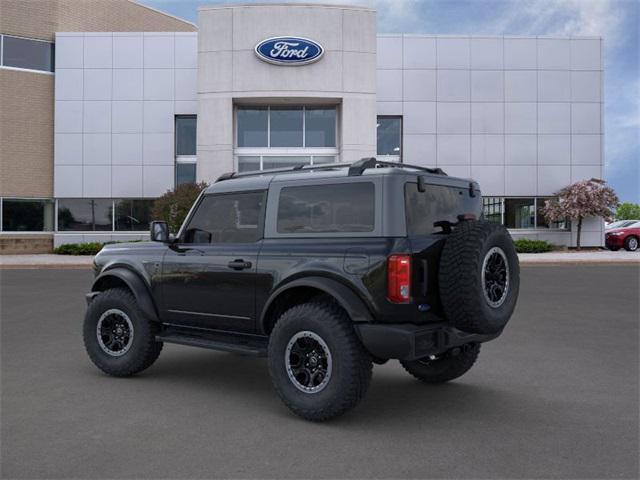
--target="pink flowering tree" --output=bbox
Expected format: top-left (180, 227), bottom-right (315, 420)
top-left (543, 179), bottom-right (619, 250)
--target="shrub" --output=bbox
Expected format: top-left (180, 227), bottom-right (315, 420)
top-left (53, 239), bottom-right (144, 255)
top-left (513, 239), bottom-right (554, 254)
top-left (53, 242), bottom-right (106, 256)
top-left (151, 182), bottom-right (208, 233)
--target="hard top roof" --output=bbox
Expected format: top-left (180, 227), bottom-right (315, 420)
top-left (203, 158), bottom-right (475, 194)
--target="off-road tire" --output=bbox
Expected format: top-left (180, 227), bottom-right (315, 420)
top-left (624, 236), bottom-right (638, 251)
top-left (439, 220), bottom-right (519, 334)
top-left (268, 302), bottom-right (373, 421)
top-left (83, 288), bottom-right (163, 377)
top-left (400, 344), bottom-right (480, 383)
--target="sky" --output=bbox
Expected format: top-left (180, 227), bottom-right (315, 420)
top-left (140, 0), bottom-right (639, 203)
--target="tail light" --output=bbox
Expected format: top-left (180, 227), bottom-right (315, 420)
top-left (387, 255), bottom-right (411, 303)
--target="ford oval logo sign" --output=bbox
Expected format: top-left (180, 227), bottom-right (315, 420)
top-left (255, 37), bottom-right (324, 66)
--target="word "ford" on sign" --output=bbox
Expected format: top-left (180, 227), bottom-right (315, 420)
top-left (255, 37), bottom-right (324, 66)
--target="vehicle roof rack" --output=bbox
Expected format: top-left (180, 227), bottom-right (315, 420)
top-left (216, 162), bottom-right (354, 182)
top-left (347, 157), bottom-right (446, 176)
top-left (215, 158), bottom-right (446, 182)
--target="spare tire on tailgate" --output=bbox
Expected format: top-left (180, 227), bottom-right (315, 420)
top-left (439, 221), bottom-right (519, 334)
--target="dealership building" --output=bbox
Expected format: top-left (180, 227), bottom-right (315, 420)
top-left (0, 1), bottom-right (604, 252)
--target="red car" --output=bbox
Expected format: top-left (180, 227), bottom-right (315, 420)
top-left (605, 222), bottom-right (640, 251)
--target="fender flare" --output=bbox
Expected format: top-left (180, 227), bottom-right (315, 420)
top-left (259, 276), bottom-right (373, 333)
top-left (91, 267), bottom-right (159, 322)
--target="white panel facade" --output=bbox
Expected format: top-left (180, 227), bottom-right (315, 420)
top-left (54, 32), bottom-right (198, 198)
top-left (378, 35), bottom-right (604, 245)
top-left (197, 4), bottom-right (377, 183)
top-left (52, 26), bottom-right (603, 247)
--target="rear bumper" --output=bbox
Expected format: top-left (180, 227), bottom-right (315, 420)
top-left (354, 322), bottom-right (500, 361)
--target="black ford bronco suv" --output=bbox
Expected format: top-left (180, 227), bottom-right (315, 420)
top-left (84, 158), bottom-right (519, 421)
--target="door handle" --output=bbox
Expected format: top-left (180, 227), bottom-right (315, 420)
top-left (228, 259), bottom-right (252, 270)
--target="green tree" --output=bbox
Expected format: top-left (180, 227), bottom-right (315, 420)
top-left (616, 202), bottom-right (640, 220)
top-left (151, 182), bottom-right (208, 233)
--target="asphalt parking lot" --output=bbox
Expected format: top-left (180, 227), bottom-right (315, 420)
top-left (1, 266), bottom-right (638, 479)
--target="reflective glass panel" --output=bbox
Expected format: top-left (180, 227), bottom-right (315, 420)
top-left (114, 199), bottom-right (154, 231)
top-left (2, 36), bottom-right (54, 72)
top-left (504, 198), bottom-right (535, 229)
top-left (238, 156), bottom-right (261, 172)
top-left (237, 107), bottom-right (268, 147)
top-left (305, 108), bottom-right (336, 147)
top-left (277, 183), bottom-right (375, 234)
top-left (57, 199), bottom-right (112, 231)
top-left (482, 197), bottom-right (503, 224)
top-left (270, 107), bottom-right (303, 147)
top-left (262, 156), bottom-right (310, 170)
top-left (176, 163), bottom-right (196, 185)
top-left (184, 192), bottom-right (265, 244)
top-left (2, 199), bottom-right (54, 231)
top-left (377, 117), bottom-right (402, 156)
top-left (176, 116), bottom-right (196, 155)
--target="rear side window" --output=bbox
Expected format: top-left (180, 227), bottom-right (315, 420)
top-left (183, 192), bottom-right (265, 244)
top-left (405, 183), bottom-right (480, 236)
top-left (277, 183), bottom-right (375, 233)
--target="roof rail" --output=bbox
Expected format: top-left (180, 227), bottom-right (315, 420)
top-left (215, 158), bottom-right (446, 182)
top-left (215, 162), bottom-right (354, 182)
top-left (347, 157), bottom-right (446, 176)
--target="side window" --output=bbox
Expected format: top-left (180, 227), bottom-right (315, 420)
top-left (183, 192), bottom-right (265, 244)
top-left (277, 183), bottom-right (375, 234)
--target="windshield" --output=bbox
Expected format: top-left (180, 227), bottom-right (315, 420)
top-left (607, 220), bottom-right (637, 229)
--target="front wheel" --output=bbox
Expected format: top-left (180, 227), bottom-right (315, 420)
top-left (267, 302), bottom-right (372, 421)
top-left (83, 288), bottom-right (163, 377)
top-left (400, 344), bottom-right (480, 384)
top-left (624, 236), bottom-right (638, 251)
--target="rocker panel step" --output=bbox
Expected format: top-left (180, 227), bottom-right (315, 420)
top-left (157, 327), bottom-right (268, 357)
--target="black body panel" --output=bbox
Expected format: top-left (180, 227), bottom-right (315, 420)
top-left (88, 163), bottom-right (498, 359)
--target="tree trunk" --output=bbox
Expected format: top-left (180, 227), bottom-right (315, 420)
top-left (576, 216), bottom-right (582, 250)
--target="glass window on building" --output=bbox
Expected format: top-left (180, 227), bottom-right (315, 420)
top-left (237, 156), bottom-right (261, 173)
top-left (270, 107), bottom-right (303, 147)
top-left (482, 197), bottom-right (503, 223)
top-left (1, 199), bottom-right (54, 231)
top-left (377, 116), bottom-right (402, 160)
top-left (237, 107), bottom-right (268, 147)
top-left (57, 199), bottom-right (112, 231)
top-left (262, 156), bottom-right (311, 170)
top-left (175, 115), bottom-right (196, 156)
top-left (504, 198), bottom-right (535, 229)
top-left (304, 107), bottom-right (336, 148)
top-left (1, 35), bottom-right (54, 72)
top-left (175, 115), bottom-right (197, 186)
top-left (536, 197), bottom-right (569, 229)
top-left (277, 183), bottom-right (375, 234)
top-left (114, 199), bottom-right (154, 231)
top-left (235, 106), bottom-right (338, 173)
top-left (176, 163), bottom-right (196, 186)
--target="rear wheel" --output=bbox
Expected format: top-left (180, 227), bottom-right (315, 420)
top-left (400, 344), bottom-right (480, 383)
top-left (83, 288), bottom-right (163, 377)
top-left (624, 236), bottom-right (638, 251)
top-left (267, 301), bottom-right (372, 421)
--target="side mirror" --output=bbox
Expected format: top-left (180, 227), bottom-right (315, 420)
top-left (150, 221), bottom-right (170, 243)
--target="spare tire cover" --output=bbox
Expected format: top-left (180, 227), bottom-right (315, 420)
top-left (439, 221), bottom-right (520, 334)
